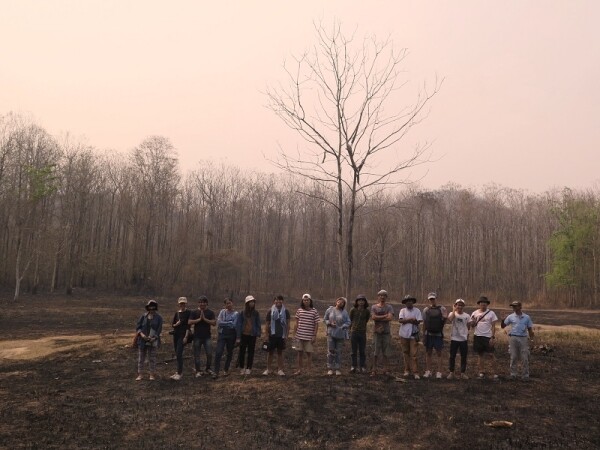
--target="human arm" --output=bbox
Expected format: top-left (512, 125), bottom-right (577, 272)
top-left (285, 310), bottom-right (291, 339)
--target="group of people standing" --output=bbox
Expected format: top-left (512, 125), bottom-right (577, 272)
top-left (134, 290), bottom-right (534, 381)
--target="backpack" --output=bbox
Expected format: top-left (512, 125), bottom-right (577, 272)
top-left (426, 307), bottom-right (445, 333)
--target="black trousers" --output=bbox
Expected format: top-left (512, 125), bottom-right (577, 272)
top-left (449, 340), bottom-right (468, 373)
top-left (238, 334), bottom-right (257, 369)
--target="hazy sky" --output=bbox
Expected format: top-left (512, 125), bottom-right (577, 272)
top-left (1, 1), bottom-right (599, 192)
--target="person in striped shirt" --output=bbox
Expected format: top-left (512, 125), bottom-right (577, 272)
top-left (293, 293), bottom-right (320, 375)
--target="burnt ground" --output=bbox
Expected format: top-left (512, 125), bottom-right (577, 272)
top-left (0, 293), bottom-right (599, 449)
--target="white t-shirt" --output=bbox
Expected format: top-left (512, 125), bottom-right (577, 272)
top-left (398, 307), bottom-right (423, 339)
top-left (448, 312), bottom-right (470, 341)
top-left (470, 309), bottom-right (498, 337)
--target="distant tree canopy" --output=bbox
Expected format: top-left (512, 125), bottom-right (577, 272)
top-left (546, 190), bottom-right (600, 307)
top-left (1, 112), bottom-right (598, 307)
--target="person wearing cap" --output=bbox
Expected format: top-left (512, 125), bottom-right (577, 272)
top-left (501, 301), bottom-right (534, 380)
top-left (292, 293), bottom-right (320, 375)
top-left (349, 294), bottom-right (371, 373)
top-left (170, 297), bottom-right (192, 380)
top-left (469, 296), bottom-right (499, 380)
top-left (264, 295), bottom-right (291, 376)
top-left (446, 299), bottom-right (470, 380)
top-left (370, 289), bottom-right (394, 375)
top-left (188, 296), bottom-right (216, 377)
top-left (422, 292), bottom-right (448, 379)
top-left (324, 297), bottom-right (351, 376)
top-left (398, 295), bottom-right (423, 379)
top-left (135, 300), bottom-right (163, 381)
top-left (236, 295), bottom-right (262, 375)
top-left (213, 297), bottom-right (240, 379)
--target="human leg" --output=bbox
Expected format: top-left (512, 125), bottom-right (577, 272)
top-left (224, 334), bottom-right (236, 372)
top-left (458, 341), bottom-right (468, 374)
top-left (246, 335), bottom-right (257, 369)
top-left (356, 332), bottom-right (367, 369)
top-left (449, 340), bottom-right (459, 373)
top-left (350, 332), bottom-right (359, 368)
top-left (509, 335), bottom-right (520, 377)
top-left (214, 336), bottom-right (226, 374)
top-left (175, 337), bottom-right (185, 375)
top-left (193, 338), bottom-right (202, 372)
top-left (238, 334), bottom-right (249, 369)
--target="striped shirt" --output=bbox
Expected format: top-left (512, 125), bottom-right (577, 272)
top-left (295, 307), bottom-right (320, 341)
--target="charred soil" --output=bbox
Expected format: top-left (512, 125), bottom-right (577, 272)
top-left (0, 293), bottom-right (599, 449)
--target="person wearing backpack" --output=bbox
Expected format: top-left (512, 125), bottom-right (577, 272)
top-left (422, 292), bottom-right (448, 379)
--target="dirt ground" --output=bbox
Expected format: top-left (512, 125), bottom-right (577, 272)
top-left (1, 292), bottom-right (599, 449)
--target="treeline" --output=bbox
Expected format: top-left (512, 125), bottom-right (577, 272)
top-left (1, 113), bottom-right (599, 307)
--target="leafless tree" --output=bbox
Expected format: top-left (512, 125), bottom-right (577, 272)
top-left (267, 21), bottom-right (441, 296)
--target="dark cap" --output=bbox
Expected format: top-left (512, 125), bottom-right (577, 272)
top-left (510, 301), bottom-right (522, 307)
top-left (477, 296), bottom-right (490, 305)
top-left (402, 295), bottom-right (417, 304)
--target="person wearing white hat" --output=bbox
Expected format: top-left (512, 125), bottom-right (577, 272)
top-left (236, 295), bottom-right (261, 375)
top-left (170, 297), bottom-right (191, 381)
top-left (446, 299), bottom-right (470, 380)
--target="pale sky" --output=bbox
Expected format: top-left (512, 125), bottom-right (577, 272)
top-left (1, 1), bottom-right (599, 192)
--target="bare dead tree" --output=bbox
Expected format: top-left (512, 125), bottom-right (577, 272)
top-left (267, 21), bottom-right (442, 296)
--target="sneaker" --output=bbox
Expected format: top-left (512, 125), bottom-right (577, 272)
top-left (170, 373), bottom-right (182, 381)
top-left (245, 369), bottom-right (252, 375)
top-left (222, 371), bottom-right (229, 377)
top-left (211, 373), bottom-right (218, 380)
top-left (327, 370), bottom-right (334, 376)
top-left (135, 375), bottom-right (143, 381)
top-left (262, 369), bottom-right (270, 376)
top-left (414, 374), bottom-right (420, 380)
top-left (350, 367), bottom-right (356, 373)
top-left (360, 367), bottom-right (367, 373)
top-left (460, 373), bottom-right (469, 380)
top-left (240, 369), bottom-right (246, 375)
top-left (522, 376), bottom-right (530, 382)
top-left (149, 375), bottom-right (155, 381)
top-left (478, 372), bottom-right (485, 379)
top-left (423, 370), bottom-right (432, 378)
top-left (403, 372), bottom-right (410, 378)
top-left (492, 374), bottom-right (499, 381)
top-left (335, 370), bottom-right (342, 376)
top-left (447, 373), bottom-right (455, 380)
top-left (435, 372), bottom-right (442, 379)
top-left (510, 374), bottom-right (517, 380)
top-left (195, 371), bottom-right (203, 378)
top-left (277, 369), bottom-right (286, 376)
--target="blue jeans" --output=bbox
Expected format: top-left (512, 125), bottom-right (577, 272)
top-left (193, 336), bottom-right (213, 371)
top-left (350, 332), bottom-right (367, 368)
top-left (327, 336), bottom-right (345, 370)
top-left (214, 329), bottom-right (236, 374)
top-left (172, 335), bottom-right (185, 375)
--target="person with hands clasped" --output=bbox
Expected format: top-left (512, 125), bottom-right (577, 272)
top-left (501, 301), bottom-right (534, 380)
top-left (213, 297), bottom-right (240, 379)
top-left (469, 296), bottom-right (499, 380)
top-left (324, 297), bottom-right (351, 376)
top-left (446, 299), bottom-right (470, 380)
top-left (398, 295), bottom-right (423, 379)
top-left (370, 290), bottom-right (394, 376)
top-left (170, 297), bottom-right (191, 381)
top-left (135, 300), bottom-right (163, 381)
top-left (188, 295), bottom-right (216, 378)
